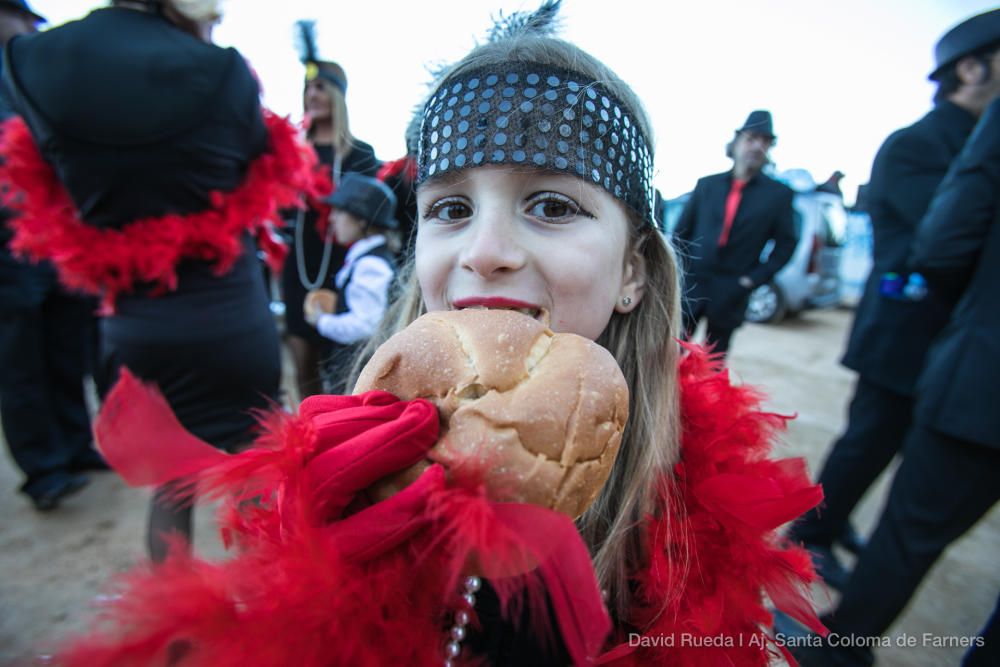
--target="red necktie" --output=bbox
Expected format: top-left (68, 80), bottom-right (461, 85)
top-left (718, 178), bottom-right (747, 246)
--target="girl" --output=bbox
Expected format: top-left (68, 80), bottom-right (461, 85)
top-left (304, 173), bottom-right (399, 394)
top-left (282, 38), bottom-right (380, 402)
top-left (57, 3), bottom-right (823, 665)
top-left (343, 9), bottom-right (825, 662)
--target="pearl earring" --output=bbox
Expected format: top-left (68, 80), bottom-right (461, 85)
top-left (621, 296), bottom-right (632, 307)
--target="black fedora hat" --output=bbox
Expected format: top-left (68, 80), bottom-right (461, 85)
top-left (736, 110), bottom-right (775, 139)
top-left (325, 173), bottom-right (399, 231)
top-left (0, 0), bottom-right (45, 22)
top-left (930, 8), bottom-right (1000, 81)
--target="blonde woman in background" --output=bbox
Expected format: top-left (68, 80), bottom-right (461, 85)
top-left (281, 44), bottom-right (380, 401)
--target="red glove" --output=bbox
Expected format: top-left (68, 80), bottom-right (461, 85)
top-left (298, 391), bottom-right (445, 560)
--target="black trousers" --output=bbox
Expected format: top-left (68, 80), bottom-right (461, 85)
top-left (101, 320), bottom-right (281, 453)
top-left (0, 289), bottom-right (94, 497)
top-left (791, 377), bottom-right (912, 546)
top-left (682, 298), bottom-right (737, 356)
top-left (963, 594), bottom-right (999, 667)
top-left (821, 425), bottom-right (1000, 666)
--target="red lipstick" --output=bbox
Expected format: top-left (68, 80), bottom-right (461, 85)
top-left (452, 297), bottom-right (541, 310)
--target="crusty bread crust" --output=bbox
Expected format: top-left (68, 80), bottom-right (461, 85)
top-left (354, 309), bottom-right (628, 518)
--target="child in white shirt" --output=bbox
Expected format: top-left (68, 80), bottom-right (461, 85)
top-left (304, 173), bottom-right (398, 392)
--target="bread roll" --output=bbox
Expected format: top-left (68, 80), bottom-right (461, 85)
top-left (305, 288), bottom-right (338, 315)
top-left (354, 309), bottom-right (628, 518)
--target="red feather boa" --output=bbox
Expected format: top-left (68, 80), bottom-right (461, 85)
top-left (376, 155), bottom-right (418, 183)
top-left (53, 346), bottom-right (823, 666)
top-left (597, 345), bottom-right (825, 666)
top-left (0, 111), bottom-right (317, 312)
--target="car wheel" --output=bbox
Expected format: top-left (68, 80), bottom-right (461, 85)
top-left (745, 282), bottom-right (787, 324)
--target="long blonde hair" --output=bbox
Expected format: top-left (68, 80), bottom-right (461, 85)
top-left (350, 36), bottom-right (683, 624)
top-left (305, 75), bottom-right (355, 158)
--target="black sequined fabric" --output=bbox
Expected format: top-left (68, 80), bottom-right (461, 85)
top-left (417, 64), bottom-right (656, 226)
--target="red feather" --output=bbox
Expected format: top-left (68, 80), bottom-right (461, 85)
top-left (0, 111), bottom-right (315, 312)
top-left (375, 155), bottom-right (417, 183)
top-left (94, 369), bottom-right (229, 488)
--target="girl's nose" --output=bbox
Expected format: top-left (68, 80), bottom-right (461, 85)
top-left (458, 209), bottom-right (527, 278)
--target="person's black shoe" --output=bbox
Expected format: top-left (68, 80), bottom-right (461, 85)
top-left (837, 523), bottom-right (866, 556)
top-left (803, 543), bottom-right (851, 591)
top-left (29, 473), bottom-right (90, 512)
top-left (772, 610), bottom-right (837, 667)
top-left (70, 448), bottom-right (110, 472)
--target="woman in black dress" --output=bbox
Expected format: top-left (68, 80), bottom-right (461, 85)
top-left (0, 0), bottom-right (314, 560)
top-left (281, 58), bottom-right (379, 401)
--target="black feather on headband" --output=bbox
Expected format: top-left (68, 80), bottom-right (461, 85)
top-left (423, 1), bottom-right (564, 85)
top-left (293, 19), bottom-right (319, 65)
top-left (293, 20), bottom-right (347, 93)
top-left (487, 0), bottom-right (563, 42)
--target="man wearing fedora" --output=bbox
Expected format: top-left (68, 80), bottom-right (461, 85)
top-left (787, 7), bottom-right (1000, 604)
top-left (673, 110), bottom-right (796, 357)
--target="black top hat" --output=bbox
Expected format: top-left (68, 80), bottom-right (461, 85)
top-left (0, 0), bottom-right (45, 22)
top-left (930, 8), bottom-right (1000, 80)
top-left (736, 110), bottom-right (775, 139)
top-left (325, 173), bottom-right (399, 231)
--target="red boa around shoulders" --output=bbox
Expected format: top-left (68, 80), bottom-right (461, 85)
top-left (598, 345), bottom-right (825, 666)
top-left (53, 345), bottom-right (823, 666)
top-left (0, 111), bottom-right (317, 312)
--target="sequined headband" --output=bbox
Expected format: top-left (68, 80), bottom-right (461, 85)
top-left (416, 64), bottom-right (656, 226)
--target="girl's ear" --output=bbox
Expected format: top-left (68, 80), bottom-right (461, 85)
top-left (615, 246), bottom-right (646, 313)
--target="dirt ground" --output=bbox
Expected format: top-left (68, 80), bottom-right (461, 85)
top-left (1, 307), bottom-right (997, 666)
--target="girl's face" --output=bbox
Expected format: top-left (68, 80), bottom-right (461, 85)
top-left (304, 79), bottom-right (333, 122)
top-left (331, 210), bottom-right (366, 245)
top-left (416, 166), bottom-right (646, 341)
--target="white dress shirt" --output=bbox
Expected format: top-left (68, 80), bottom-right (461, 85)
top-left (316, 235), bottom-right (394, 344)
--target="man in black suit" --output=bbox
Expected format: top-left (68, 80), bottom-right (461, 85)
top-left (788, 8), bottom-right (1000, 591)
top-left (673, 110), bottom-right (796, 356)
top-left (899, 94), bottom-right (1000, 667)
top-left (786, 82), bottom-right (1000, 667)
top-left (0, 0), bottom-right (102, 511)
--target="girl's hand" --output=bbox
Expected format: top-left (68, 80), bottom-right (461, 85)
top-left (297, 391), bottom-right (445, 562)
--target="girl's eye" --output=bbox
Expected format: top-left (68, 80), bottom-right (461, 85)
top-left (424, 198), bottom-right (472, 223)
top-left (525, 192), bottom-right (592, 222)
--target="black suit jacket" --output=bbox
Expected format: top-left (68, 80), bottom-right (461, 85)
top-left (911, 98), bottom-right (1000, 449)
top-left (673, 170), bottom-right (796, 329)
top-left (840, 102), bottom-right (976, 396)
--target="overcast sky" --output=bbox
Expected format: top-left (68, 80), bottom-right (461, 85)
top-left (30, 1), bottom-right (1000, 204)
